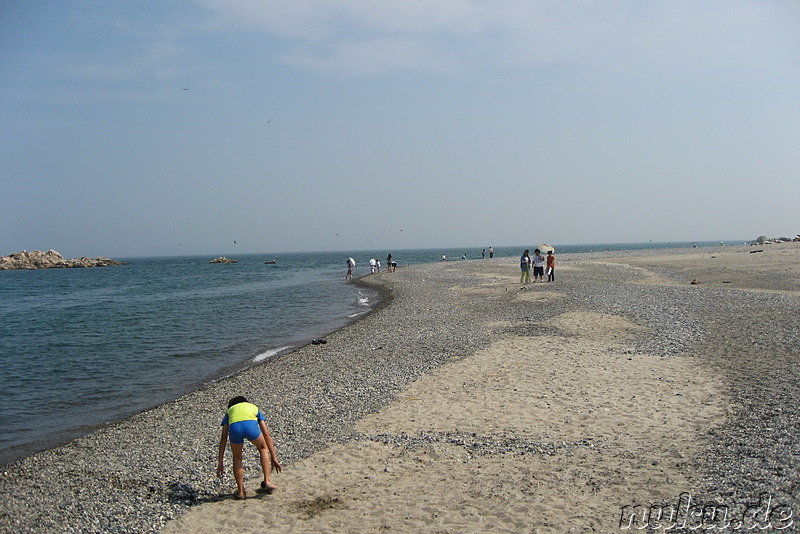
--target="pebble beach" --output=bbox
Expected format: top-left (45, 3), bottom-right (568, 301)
top-left (1, 244), bottom-right (798, 533)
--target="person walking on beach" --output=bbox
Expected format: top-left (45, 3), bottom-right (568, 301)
top-left (532, 249), bottom-right (545, 282)
top-left (386, 253), bottom-right (394, 272)
top-left (217, 396), bottom-right (282, 500)
top-left (546, 250), bottom-right (556, 282)
top-left (489, 247), bottom-right (494, 258)
top-left (345, 257), bottom-right (355, 281)
top-left (520, 249), bottom-right (532, 283)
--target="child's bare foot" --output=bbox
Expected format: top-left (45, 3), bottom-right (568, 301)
top-left (257, 481), bottom-right (278, 494)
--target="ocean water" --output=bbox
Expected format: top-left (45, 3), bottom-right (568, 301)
top-left (0, 242), bottom-right (731, 464)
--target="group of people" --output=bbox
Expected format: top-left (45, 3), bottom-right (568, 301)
top-left (369, 258), bottom-right (381, 273)
top-left (520, 248), bottom-right (555, 283)
top-left (348, 248), bottom-right (556, 284)
top-left (346, 254), bottom-right (398, 280)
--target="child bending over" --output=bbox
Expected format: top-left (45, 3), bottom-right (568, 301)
top-left (217, 396), bottom-right (282, 499)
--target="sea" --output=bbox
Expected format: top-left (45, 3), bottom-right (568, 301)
top-left (0, 242), bottom-right (733, 465)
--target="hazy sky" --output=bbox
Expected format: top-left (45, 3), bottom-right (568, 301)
top-left (2, 1), bottom-right (798, 258)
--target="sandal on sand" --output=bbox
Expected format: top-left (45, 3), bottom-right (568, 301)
top-left (257, 481), bottom-right (277, 494)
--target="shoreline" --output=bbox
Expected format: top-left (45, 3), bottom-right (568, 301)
top-left (0, 267), bottom-right (383, 468)
top-left (1, 244), bottom-right (797, 533)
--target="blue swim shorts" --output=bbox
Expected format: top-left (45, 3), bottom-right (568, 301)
top-left (229, 420), bottom-right (261, 444)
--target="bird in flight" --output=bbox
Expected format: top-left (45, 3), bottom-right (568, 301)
top-left (181, 88), bottom-right (189, 91)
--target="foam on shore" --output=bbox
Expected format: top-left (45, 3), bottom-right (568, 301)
top-left (251, 346), bottom-right (293, 363)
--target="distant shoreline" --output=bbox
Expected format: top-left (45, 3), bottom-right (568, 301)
top-left (46, 240), bottom-right (747, 262)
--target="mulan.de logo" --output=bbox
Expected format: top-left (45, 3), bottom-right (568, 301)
top-left (619, 492), bottom-right (794, 531)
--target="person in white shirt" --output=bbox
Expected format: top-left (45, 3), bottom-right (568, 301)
top-left (532, 249), bottom-right (545, 282)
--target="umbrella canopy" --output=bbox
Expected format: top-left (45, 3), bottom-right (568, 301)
top-left (537, 244), bottom-right (555, 254)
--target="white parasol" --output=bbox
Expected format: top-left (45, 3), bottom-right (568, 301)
top-left (537, 244), bottom-right (555, 254)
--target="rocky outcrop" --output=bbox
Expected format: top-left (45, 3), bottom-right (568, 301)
top-left (750, 235), bottom-right (800, 244)
top-left (0, 250), bottom-right (127, 270)
top-left (209, 257), bottom-right (238, 264)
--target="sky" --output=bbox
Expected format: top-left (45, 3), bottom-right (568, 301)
top-left (1, 1), bottom-right (798, 258)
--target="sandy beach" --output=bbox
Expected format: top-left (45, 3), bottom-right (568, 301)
top-left (2, 244), bottom-right (798, 533)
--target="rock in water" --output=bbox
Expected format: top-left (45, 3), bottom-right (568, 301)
top-left (0, 250), bottom-right (127, 270)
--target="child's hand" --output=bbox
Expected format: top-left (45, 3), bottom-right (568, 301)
top-left (216, 463), bottom-right (224, 478)
top-left (271, 458), bottom-right (283, 473)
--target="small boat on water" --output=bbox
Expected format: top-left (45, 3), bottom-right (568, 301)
top-left (264, 260), bottom-right (277, 264)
